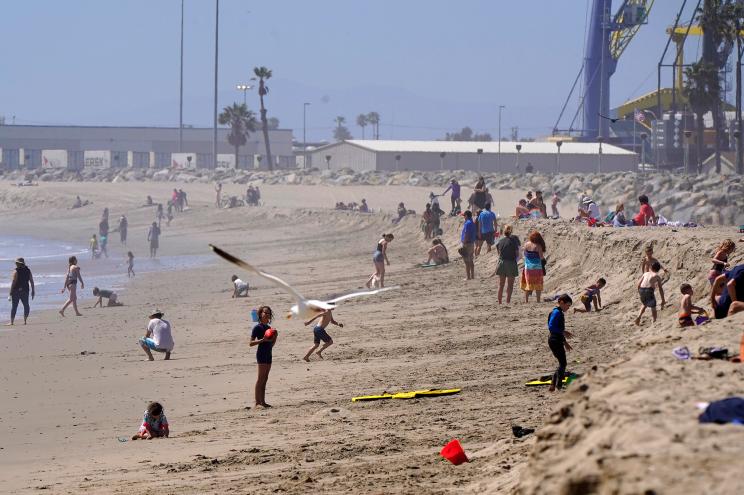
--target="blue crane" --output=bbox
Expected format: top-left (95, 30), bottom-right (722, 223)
top-left (581, 1), bottom-right (654, 139)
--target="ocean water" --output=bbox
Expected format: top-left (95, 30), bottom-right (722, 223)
top-left (0, 235), bottom-right (213, 319)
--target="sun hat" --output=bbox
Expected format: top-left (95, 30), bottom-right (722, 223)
top-left (15, 257), bottom-right (25, 265)
top-left (149, 309), bottom-right (164, 319)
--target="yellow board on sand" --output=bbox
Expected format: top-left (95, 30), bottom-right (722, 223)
top-left (351, 388), bottom-right (461, 402)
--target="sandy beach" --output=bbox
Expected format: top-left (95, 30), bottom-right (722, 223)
top-left (0, 180), bottom-right (742, 494)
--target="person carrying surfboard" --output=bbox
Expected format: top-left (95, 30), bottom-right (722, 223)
top-left (303, 308), bottom-right (343, 362)
top-left (548, 294), bottom-right (573, 392)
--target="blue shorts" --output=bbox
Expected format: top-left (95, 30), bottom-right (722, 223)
top-left (139, 337), bottom-right (167, 353)
top-left (313, 326), bottom-right (332, 345)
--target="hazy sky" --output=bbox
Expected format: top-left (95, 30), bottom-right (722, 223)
top-left (1, 1), bottom-right (702, 140)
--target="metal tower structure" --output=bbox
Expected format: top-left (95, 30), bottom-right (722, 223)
top-left (582, 0), bottom-right (654, 139)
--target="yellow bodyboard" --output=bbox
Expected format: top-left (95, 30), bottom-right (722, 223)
top-left (352, 388), bottom-right (461, 402)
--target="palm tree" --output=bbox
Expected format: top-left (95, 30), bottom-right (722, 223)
top-left (366, 111), bottom-right (380, 139)
top-left (697, 0), bottom-right (740, 173)
top-left (334, 116), bottom-right (346, 129)
top-left (356, 114), bottom-right (368, 139)
top-left (684, 61), bottom-right (720, 173)
top-left (253, 66), bottom-right (273, 170)
top-left (218, 103), bottom-right (258, 169)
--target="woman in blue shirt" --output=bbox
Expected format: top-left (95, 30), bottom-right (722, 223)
top-left (250, 305), bottom-right (278, 408)
top-left (547, 294), bottom-right (573, 392)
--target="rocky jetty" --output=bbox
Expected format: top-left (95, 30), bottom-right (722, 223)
top-left (3, 167), bottom-right (742, 225)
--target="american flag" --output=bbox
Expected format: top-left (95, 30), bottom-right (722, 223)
top-left (634, 109), bottom-right (646, 124)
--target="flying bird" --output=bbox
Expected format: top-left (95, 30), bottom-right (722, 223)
top-left (210, 244), bottom-right (398, 319)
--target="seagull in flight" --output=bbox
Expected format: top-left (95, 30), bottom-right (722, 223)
top-left (210, 245), bottom-right (398, 319)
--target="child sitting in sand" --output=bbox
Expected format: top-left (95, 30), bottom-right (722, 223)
top-left (303, 309), bottom-right (343, 361)
top-left (92, 287), bottom-right (122, 307)
top-left (425, 238), bottom-right (449, 265)
top-left (231, 274), bottom-right (249, 298)
top-left (127, 251), bottom-right (135, 278)
top-left (708, 239), bottom-right (735, 284)
top-left (612, 203), bottom-right (631, 227)
top-left (573, 278), bottom-right (606, 313)
top-left (515, 199), bottom-right (530, 219)
top-left (547, 294), bottom-right (573, 392)
top-left (131, 402), bottom-right (169, 440)
top-left (635, 261), bottom-right (666, 326)
top-left (678, 283), bottom-right (705, 327)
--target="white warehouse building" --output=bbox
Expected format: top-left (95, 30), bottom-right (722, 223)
top-left (307, 140), bottom-right (637, 173)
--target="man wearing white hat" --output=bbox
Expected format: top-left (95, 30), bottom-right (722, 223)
top-left (138, 309), bottom-right (174, 361)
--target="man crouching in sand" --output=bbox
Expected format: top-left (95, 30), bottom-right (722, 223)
top-left (303, 309), bottom-right (343, 361)
top-left (138, 309), bottom-right (174, 361)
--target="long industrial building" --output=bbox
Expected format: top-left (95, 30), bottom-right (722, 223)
top-left (0, 125), bottom-right (294, 169)
top-left (307, 140), bottom-right (637, 173)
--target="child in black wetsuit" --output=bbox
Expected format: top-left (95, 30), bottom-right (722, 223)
top-left (250, 305), bottom-right (277, 408)
top-left (547, 294), bottom-right (573, 392)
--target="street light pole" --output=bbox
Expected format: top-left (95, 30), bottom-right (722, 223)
top-left (640, 132), bottom-right (647, 177)
top-left (236, 84), bottom-right (252, 105)
top-left (597, 136), bottom-right (603, 173)
top-left (179, 0), bottom-right (184, 153)
top-left (477, 148), bottom-right (483, 173)
top-left (684, 130), bottom-right (692, 174)
top-left (515, 144), bottom-right (522, 171)
top-left (556, 140), bottom-right (563, 174)
top-left (303, 102), bottom-right (310, 169)
top-left (439, 152), bottom-right (446, 171)
top-left (212, 0), bottom-right (219, 169)
top-left (498, 105), bottom-right (505, 172)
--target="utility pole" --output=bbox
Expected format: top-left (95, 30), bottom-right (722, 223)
top-left (737, 19), bottom-right (743, 175)
top-left (212, 0), bottom-right (219, 169)
top-left (179, 0), bottom-right (184, 153)
top-left (303, 102), bottom-right (310, 169)
top-left (498, 105), bottom-right (505, 172)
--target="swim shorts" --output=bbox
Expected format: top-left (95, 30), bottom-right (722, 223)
top-left (481, 231), bottom-right (495, 245)
top-left (639, 287), bottom-right (656, 308)
top-left (678, 313), bottom-right (694, 327)
top-left (580, 294), bottom-right (592, 312)
top-left (139, 337), bottom-right (167, 352)
top-left (313, 325), bottom-right (332, 345)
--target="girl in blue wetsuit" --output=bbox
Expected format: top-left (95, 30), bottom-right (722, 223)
top-left (250, 305), bottom-right (277, 408)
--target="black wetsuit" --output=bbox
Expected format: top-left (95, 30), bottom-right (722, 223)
top-left (11, 265), bottom-right (32, 322)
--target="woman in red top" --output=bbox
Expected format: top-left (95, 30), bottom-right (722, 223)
top-left (633, 195), bottom-right (656, 226)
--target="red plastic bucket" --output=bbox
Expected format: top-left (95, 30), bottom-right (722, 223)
top-left (440, 439), bottom-right (469, 465)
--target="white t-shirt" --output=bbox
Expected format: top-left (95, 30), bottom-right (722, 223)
top-left (234, 278), bottom-right (248, 293)
top-left (148, 318), bottom-right (174, 351)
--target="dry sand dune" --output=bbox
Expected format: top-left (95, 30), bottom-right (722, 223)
top-left (0, 181), bottom-right (741, 494)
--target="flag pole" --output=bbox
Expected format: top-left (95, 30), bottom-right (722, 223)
top-left (633, 108), bottom-right (637, 167)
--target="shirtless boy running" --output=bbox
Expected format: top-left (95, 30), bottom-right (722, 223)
top-left (303, 309), bottom-right (343, 361)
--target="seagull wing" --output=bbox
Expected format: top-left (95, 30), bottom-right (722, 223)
top-left (210, 244), bottom-right (306, 301)
top-left (325, 286), bottom-right (399, 305)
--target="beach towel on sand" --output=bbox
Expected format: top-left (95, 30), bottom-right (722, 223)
top-left (699, 397), bottom-right (744, 424)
